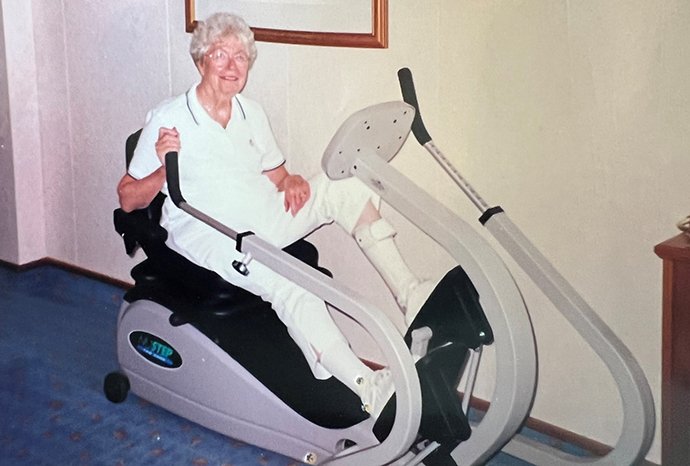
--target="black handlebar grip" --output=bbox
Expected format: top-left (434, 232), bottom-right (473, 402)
top-left (397, 67), bottom-right (432, 145)
top-left (165, 152), bottom-right (186, 207)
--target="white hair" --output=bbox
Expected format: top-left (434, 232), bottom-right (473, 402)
top-left (189, 12), bottom-right (257, 67)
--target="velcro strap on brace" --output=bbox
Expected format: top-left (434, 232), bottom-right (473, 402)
top-left (354, 218), bottom-right (397, 250)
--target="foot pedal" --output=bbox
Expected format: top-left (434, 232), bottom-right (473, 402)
top-left (411, 326), bottom-right (433, 360)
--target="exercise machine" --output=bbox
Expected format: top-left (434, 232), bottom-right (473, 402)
top-left (106, 112), bottom-right (494, 464)
top-left (104, 68), bottom-right (655, 465)
top-left (321, 68), bottom-right (655, 464)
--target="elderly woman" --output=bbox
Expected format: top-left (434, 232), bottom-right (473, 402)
top-left (117, 12), bottom-right (433, 418)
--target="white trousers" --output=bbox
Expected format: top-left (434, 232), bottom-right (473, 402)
top-left (170, 173), bottom-right (379, 379)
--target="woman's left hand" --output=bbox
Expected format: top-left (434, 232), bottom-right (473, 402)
top-left (281, 174), bottom-right (311, 216)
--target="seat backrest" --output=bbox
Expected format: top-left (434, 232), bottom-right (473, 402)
top-left (125, 129), bottom-right (142, 167)
top-left (114, 130), bottom-right (167, 256)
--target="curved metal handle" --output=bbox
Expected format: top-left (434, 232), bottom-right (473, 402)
top-left (397, 67), bottom-right (432, 145)
top-left (164, 151), bottom-right (186, 207)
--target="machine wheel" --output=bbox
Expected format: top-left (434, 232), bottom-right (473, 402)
top-left (104, 371), bottom-right (130, 403)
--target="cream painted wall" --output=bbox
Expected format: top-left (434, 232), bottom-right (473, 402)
top-left (32, 0), bottom-right (73, 261)
top-left (2, 0), bottom-right (688, 462)
top-left (0, 1), bottom-right (18, 264)
top-left (1, 0), bottom-right (46, 264)
top-left (433, 2), bottom-right (686, 455)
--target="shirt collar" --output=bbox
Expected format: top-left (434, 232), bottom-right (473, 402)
top-left (185, 83), bottom-right (246, 126)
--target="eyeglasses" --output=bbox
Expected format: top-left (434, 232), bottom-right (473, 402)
top-left (206, 48), bottom-right (249, 68)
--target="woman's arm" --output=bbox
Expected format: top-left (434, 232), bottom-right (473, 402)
top-left (118, 126), bottom-right (180, 212)
top-left (116, 168), bottom-right (166, 213)
top-left (264, 165), bottom-right (310, 216)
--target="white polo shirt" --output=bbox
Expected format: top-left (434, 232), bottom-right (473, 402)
top-left (128, 84), bottom-right (288, 259)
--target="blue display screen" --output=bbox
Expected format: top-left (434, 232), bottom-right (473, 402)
top-left (129, 331), bottom-right (182, 369)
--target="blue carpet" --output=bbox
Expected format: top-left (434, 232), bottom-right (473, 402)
top-left (0, 264), bottom-right (302, 466)
top-left (0, 263), bottom-right (588, 465)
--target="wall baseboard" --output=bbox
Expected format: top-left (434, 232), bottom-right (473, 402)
top-left (2, 257), bottom-right (657, 465)
top-left (0, 257), bottom-right (132, 290)
top-left (468, 395), bottom-right (613, 457)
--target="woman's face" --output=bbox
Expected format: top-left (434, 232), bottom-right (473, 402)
top-left (198, 34), bottom-right (250, 98)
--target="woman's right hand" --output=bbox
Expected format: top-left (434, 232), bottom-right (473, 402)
top-left (155, 127), bottom-right (180, 165)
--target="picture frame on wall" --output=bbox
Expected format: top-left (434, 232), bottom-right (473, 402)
top-left (185, 0), bottom-right (388, 48)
